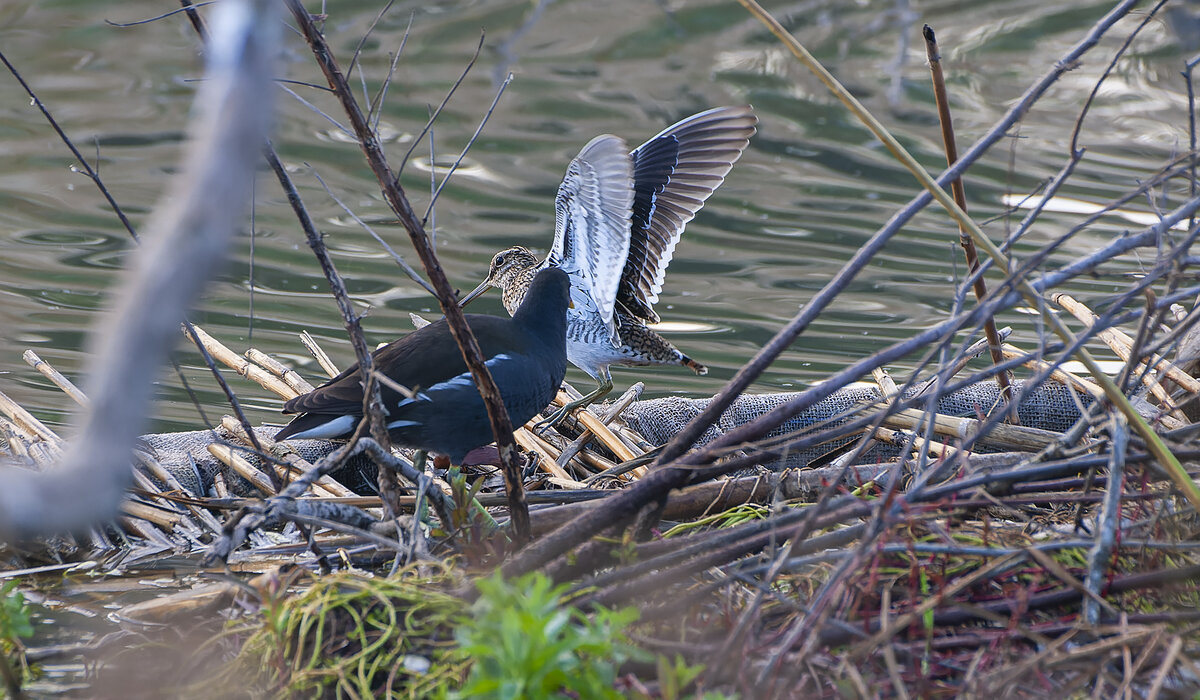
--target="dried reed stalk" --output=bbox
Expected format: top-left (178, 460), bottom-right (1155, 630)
top-left (218, 416), bottom-right (355, 498)
top-left (1056, 293), bottom-right (1199, 415)
top-left (300, 331), bottom-right (340, 378)
top-left (513, 429), bottom-right (572, 481)
top-left (550, 390), bottom-right (639, 463)
top-left (924, 24), bottom-right (1016, 419)
top-left (0, 388), bottom-right (60, 445)
top-left (880, 407), bottom-right (1074, 452)
top-left (207, 444), bottom-right (277, 496)
top-left (22, 351), bottom-right (89, 408)
top-left (183, 324), bottom-right (297, 399)
top-left (244, 348), bottom-right (315, 395)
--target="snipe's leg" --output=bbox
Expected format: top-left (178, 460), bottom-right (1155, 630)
top-left (535, 376), bottom-right (614, 431)
top-left (409, 449), bottom-right (430, 527)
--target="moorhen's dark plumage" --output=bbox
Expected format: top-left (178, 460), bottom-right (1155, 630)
top-left (275, 267), bottom-right (570, 463)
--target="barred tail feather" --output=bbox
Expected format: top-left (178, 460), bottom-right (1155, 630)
top-left (681, 355), bottom-right (707, 375)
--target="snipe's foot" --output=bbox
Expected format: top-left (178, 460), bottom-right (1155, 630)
top-left (533, 380), bottom-right (614, 433)
top-left (533, 402), bottom-right (576, 434)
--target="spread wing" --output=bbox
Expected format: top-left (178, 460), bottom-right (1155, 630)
top-left (619, 105), bottom-right (757, 322)
top-left (546, 134), bottom-right (633, 336)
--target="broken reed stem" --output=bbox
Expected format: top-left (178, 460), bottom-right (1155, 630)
top-left (550, 390), bottom-right (638, 464)
top-left (218, 416), bottom-right (355, 498)
top-left (119, 514), bottom-right (168, 544)
top-left (1001, 343), bottom-right (1105, 399)
top-left (557, 382), bottom-right (645, 476)
top-left (546, 476), bottom-right (589, 490)
top-left (871, 367), bottom-right (899, 398)
top-left (851, 368), bottom-right (897, 462)
top-left (119, 496), bottom-right (185, 532)
top-left (208, 443), bottom-right (277, 496)
top-left (213, 469), bottom-right (229, 498)
top-left (129, 465), bottom-right (201, 535)
top-left (182, 318), bottom-right (273, 480)
top-left (129, 472), bottom-right (197, 537)
top-left (584, 452), bottom-right (622, 476)
top-left (22, 351), bottom-right (89, 408)
top-left (875, 426), bottom-right (958, 460)
top-left (134, 450), bottom-right (226, 534)
top-left (0, 388), bottom-right (61, 445)
top-left (245, 348), bottom-right (314, 395)
top-left (284, 0), bottom-right (531, 542)
top-left (512, 428), bottom-right (570, 480)
top-left (862, 379), bottom-right (960, 461)
top-left (300, 331), bottom-right (340, 378)
top-left (183, 324), bottom-right (297, 399)
top-left (1053, 293), bottom-right (1194, 425)
top-left (924, 24), bottom-right (1016, 421)
top-left (1060, 292), bottom-right (1200, 397)
top-left (0, 421), bottom-right (31, 461)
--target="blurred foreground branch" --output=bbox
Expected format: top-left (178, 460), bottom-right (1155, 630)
top-left (0, 0), bottom-right (275, 538)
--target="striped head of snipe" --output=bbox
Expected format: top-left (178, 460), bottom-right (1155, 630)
top-left (484, 245), bottom-right (541, 314)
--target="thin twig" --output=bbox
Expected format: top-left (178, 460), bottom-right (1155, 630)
top-left (923, 24), bottom-right (1015, 419)
top-left (309, 168), bottom-right (434, 294)
top-left (285, 0), bottom-right (532, 541)
top-left (421, 72), bottom-right (513, 225)
top-left (1185, 56), bottom-right (1200, 234)
top-left (1085, 415), bottom-right (1127, 624)
top-left (398, 32), bottom-right (485, 176)
top-left (368, 9), bottom-right (413, 131)
top-left (278, 83), bottom-right (352, 137)
top-left (345, 0), bottom-right (396, 94)
top-left (106, 3), bottom-right (218, 28)
top-left (0, 55), bottom-right (139, 242)
top-left (1068, 0), bottom-right (1169, 155)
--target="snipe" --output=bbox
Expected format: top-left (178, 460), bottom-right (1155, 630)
top-left (461, 106), bottom-right (757, 425)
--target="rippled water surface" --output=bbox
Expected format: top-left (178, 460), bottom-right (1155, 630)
top-left (0, 0), bottom-right (1195, 434)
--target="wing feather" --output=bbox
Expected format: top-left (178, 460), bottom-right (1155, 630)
top-left (547, 135), bottom-right (633, 336)
top-left (620, 106), bottom-right (757, 322)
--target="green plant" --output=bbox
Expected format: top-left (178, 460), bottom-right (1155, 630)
top-left (0, 580), bottom-right (35, 693)
top-left (0, 581), bottom-right (32, 646)
top-left (656, 654), bottom-right (720, 700)
top-left (449, 572), bottom-right (645, 700)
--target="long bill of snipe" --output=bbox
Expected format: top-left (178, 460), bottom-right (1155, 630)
top-left (458, 278), bottom-right (493, 307)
